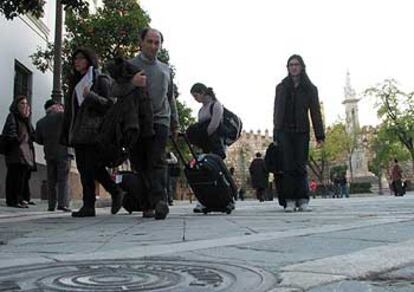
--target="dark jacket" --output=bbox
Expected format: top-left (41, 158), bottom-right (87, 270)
top-left (108, 58), bottom-right (154, 139)
top-left (61, 69), bottom-right (113, 146)
top-left (273, 77), bottom-right (325, 141)
top-left (249, 158), bottom-right (269, 189)
top-left (35, 111), bottom-right (69, 161)
top-left (2, 101), bottom-right (36, 168)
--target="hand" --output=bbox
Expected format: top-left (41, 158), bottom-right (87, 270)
top-left (83, 86), bottom-right (90, 97)
top-left (131, 70), bottom-right (147, 87)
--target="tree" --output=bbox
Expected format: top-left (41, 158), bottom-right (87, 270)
top-left (0, 0), bottom-right (88, 20)
top-left (368, 124), bottom-right (409, 193)
top-left (365, 80), bottom-right (414, 174)
top-left (308, 122), bottom-right (350, 184)
top-left (31, 0), bottom-right (151, 97)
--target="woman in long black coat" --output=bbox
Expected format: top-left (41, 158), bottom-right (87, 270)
top-left (61, 47), bottom-right (125, 217)
top-left (273, 54), bottom-right (325, 212)
top-left (2, 96), bottom-right (36, 208)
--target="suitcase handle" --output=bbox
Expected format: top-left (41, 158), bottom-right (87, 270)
top-left (170, 132), bottom-right (198, 167)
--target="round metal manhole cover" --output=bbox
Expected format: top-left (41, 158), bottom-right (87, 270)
top-left (0, 258), bottom-right (277, 291)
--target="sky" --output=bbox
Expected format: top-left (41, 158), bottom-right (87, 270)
top-left (140, 0), bottom-right (414, 132)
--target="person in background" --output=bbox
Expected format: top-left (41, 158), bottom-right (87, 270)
top-left (35, 99), bottom-right (72, 212)
top-left (309, 178), bottom-right (318, 199)
top-left (2, 96), bottom-right (36, 208)
top-left (390, 158), bottom-right (403, 196)
top-left (273, 54), bottom-right (325, 212)
top-left (249, 152), bottom-right (269, 202)
top-left (166, 151), bottom-right (179, 206)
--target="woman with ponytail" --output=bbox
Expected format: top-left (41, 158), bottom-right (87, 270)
top-left (187, 82), bottom-right (226, 159)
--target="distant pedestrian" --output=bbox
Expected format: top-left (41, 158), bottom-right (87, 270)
top-left (338, 172), bottom-right (349, 198)
top-left (61, 47), bottom-right (125, 217)
top-left (390, 159), bottom-right (403, 196)
top-left (309, 178), bottom-right (317, 198)
top-left (166, 151), bottom-right (179, 206)
top-left (187, 83), bottom-right (226, 159)
top-left (35, 100), bottom-right (72, 212)
top-left (273, 54), bottom-right (325, 212)
top-left (249, 152), bottom-right (269, 202)
top-left (2, 96), bottom-right (36, 208)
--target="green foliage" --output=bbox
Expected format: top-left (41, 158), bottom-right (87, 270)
top-left (349, 182), bottom-right (372, 194)
top-left (365, 80), bottom-right (414, 170)
top-left (31, 0), bottom-right (150, 97)
top-left (368, 124), bottom-right (409, 177)
top-left (0, 0), bottom-right (45, 20)
top-left (0, 0), bottom-right (88, 20)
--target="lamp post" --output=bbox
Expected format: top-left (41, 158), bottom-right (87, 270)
top-left (51, 0), bottom-right (63, 103)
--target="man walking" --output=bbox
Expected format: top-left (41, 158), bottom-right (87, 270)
top-left (35, 100), bottom-right (71, 212)
top-left (129, 28), bottom-right (179, 220)
top-left (249, 152), bottom-right (269, 202)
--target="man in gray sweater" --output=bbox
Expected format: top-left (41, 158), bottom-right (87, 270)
top-left (129, 28), bottom-right (179, 220)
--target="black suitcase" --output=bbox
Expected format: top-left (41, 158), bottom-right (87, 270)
top-left (119, 171), bottom-right (144, 214)
top-left (172, 134), bottom-right (236, 214)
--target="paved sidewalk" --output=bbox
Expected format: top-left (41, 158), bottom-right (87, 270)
top-left (1, 193), bottom-right (414, 291)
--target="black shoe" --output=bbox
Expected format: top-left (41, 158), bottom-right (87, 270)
top-left (168, 201), bottom-right (174, 206)
top-left (72, 207), bottom-right (95, 217)
top-left (155, 201), bottom-right (169, 220)
top-left (28, 201), bottom-right (36, 205)
top-left (47, 208), bottom-right (55, 212)
top-left (111, 190), bottom-right (126, 215)
top-left (16, 203), bottom-right (29, 209)
top-left (57, 206), bottom-right (72, 212)
top-left (142, 209), bottom-right (155, 218)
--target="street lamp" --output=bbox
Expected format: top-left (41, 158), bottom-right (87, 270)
top-left (51, 0), bottom-right (63, 103)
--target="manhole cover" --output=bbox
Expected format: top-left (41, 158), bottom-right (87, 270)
top-left (0, 258), bottom-right (277, 291)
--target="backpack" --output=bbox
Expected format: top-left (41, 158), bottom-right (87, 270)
top-left (210, 102), bottom-right (242, 146)
top-left (264, 142), bottom-right (283, 174)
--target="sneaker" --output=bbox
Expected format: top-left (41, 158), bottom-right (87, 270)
top-left (27, 201), bottom-right (36, 205)
top-left (193, 202), bottom-right (206, 213)
top-left (284, 200), bottom-right (295, 213)
top-left (155, 201), bottom-right (169, 220)
top-left (57, 206), bottom-right (72, 212)
top-left (297, 200), bottom-right (311, 212)
top-left (72, 207), bottom-right (96, 217)
top-left (111, 189), bottom-right (126, 215)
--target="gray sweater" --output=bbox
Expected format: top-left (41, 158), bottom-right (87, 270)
top-left (129, 53), bottom-right (179, 128)
top-left (198, 95), bottom-right (224, 136)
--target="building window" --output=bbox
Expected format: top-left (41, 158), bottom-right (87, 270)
top-left (14, 60), bottom-right (32, 104)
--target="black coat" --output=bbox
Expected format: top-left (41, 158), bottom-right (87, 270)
top-left (2, 102), bottom-right (35, 168)
top-left (35, 111), bottom-right (69, 161)
top-left (273, 77), bottom-right (325, 141)
top-left (61, 70), bottom-right (113, 146)
top-left (249, 158), bottom-right (269, 189)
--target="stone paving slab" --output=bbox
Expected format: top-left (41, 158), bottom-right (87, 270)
top-left (1, 193), bottom-right (414, 291)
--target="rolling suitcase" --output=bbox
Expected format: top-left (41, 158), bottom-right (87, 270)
top-left (172, 134), bottom-right (236, 214)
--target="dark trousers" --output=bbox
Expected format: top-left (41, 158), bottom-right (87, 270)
top-left (186, 121), bottom-right (226, 159)
top-left (255, 188), bottom-right (265, 202)
top-left (6, 163), bottom-right (31, 206)
top-left (75, 146), bottom-right (119, 208)
top-left (167, 175), bottom-right (178, 203)
top-left (47, 159), bottom-right (71, 209)
top-left (276, 131), bottom-right (310, 203)
top-left (130, 124), bottom-right (169, 210)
